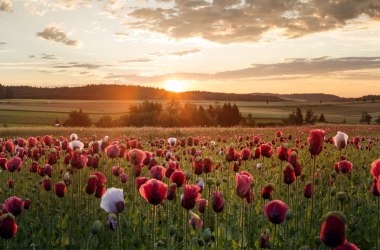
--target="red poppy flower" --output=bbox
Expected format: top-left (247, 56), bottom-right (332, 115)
top-left (334, 162), bottom-right (340, 173)
top-left (308, 129), bottom-right (326, 156)
top-left (2, 196), bottom-right (23, 217)
top-left (42, 178), bottom-right (52, 191)
top-left (135, 177), bottom-right (148, 190)
top-left (120, 173), bottom-right (128, 184)
top-left (192, 157), bottom-right (204, 176)
top-left (86, 174), bottom-right (98, 195)
top-left (212, 191), bottom-right (224, 213)
top-left (95, 186), bottom-right (106, 198)
top-left (105, 144), bottom-right (121, 159)
top-left (338, 160), bottom-right (353, 174)
top-left (263, 200), bottom-right (288, 224)
top-left (0, 158), bottom-right (6, 170)
top-left (44, 164), bottom-right (53, 178)
top-left (150, 165), bottom-right (166, 180)
top-left (370, 159), bottom-right (380, 179)
top-left (181, 185), bottom-right (201, 210)
top-left (276, 146), bottom-right (290, 161)
top-left (29, 161), bottom-right (39, 173)
top-left (198, 198), bottom-right (208, 213)
top-left (166, 184), bottom-right (177, 201)
top-left (23, 198), bottom-right (31, 210)
top-left (283, 164), bottom-right (296, 185)
top-left (203, 157), bottom-right (213, 173)
top-left (170, 170), bottom-right (186, 187)
top-left (320, 212), bottom-right (346, 247)
top-left (139, 179), bottom-right (168, 205)
top-left (252, 147), bottom-right (261, 160)
top-left (92, 171), bottom-right (107, 187)
top-left (260, 143), bottom-right (273, 158)
top-left (42, 135), bottom-right (53, 146)
top-left (333, 241), bottom-right (359, 250)
top-left (240, 148), bottom-right (251, 161)
top-left (112, 166), bottom-right (124, 177)
top-left (7, 179), bottom-right (14, 189)
top-left (304, 182), bottom-right (312, 199)
top-left (70, 151), bottom-right (88, 169)
top-left (261, 184), bottom-right (273, 200)
top-left (27, 137), bottom-right (38, 147)
top-left (235, 171), bottom-right (253, 199)
top-left (128, 149), bottom-right (146, 165)
top-left (128, 139), bottom-right (138, 149)
top-left (275, 131), bottom-right (282, 138)
top-left (0, 213), bottom-right (18, 239)
top-left (5, 157), bottom-right (22, 173)
top-left (54, 182), bottom-right (67, 198)
top-left (226, 146), bottom-right (236, 162)
top-left (165, 161), bottom-right (177, 178)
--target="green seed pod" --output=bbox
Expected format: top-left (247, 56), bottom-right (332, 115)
top-left (216, 179), bottom-right (221, 187)
top-left (330, 187), bottom-right (336, 196)
top-left (203, 228), bottom-right (212, 243)
top-left (286, 209), bottom-right (293, 221)
top-left (91, 220), bottom-right (101, 234)
top-left (206, 178), bottom-right (215, 186)
top-left (337, 192), bottom-right (348, 203)
top-left (185, 172), bottom-right (193, 180)
top-left (198, 239), bottom-right (205, 247)
top-left (169, 225), bottom-right (176, 236)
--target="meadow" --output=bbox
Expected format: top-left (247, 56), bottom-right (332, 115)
top-left (0, 125), bottom-right (379, 249)
top-left (0, 99), bottom-right (379, 127)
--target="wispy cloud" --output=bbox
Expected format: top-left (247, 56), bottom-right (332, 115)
top-left (127, 0), bottom-right (380, 43)
top-left (121, 58), bottom-right (152, 63)
top-left (36, 25), bottom-right (79, 47)
top-left (152, 48), bottom-right (201, 57)
top-left (41, 54), bottom-right (59, 60)
top-left (106, 57), bottom-right (380, 82)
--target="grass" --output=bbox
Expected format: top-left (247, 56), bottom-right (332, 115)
top-left (0, 99), bottom-right (379, 126)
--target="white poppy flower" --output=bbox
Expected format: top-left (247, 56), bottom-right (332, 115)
top-left (168, 137), bottom-right (177, 146)
top-left (100, 188), bottom-right (125, 214)
top-left (69, 140), bottom-right (84, 150)
top-left (333, 131), bottom-right (349, 150)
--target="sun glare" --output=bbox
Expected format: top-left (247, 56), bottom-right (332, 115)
top-left (163, 79), bottom-right (187, 93)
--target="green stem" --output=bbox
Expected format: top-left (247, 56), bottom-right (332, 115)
top-left (310, 156), bottom-right (316, 233)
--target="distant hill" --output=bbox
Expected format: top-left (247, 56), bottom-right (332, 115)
top-left (278, 93), bottom-right (344, 102)
top-left (0, 84), bottom-right (284, 102)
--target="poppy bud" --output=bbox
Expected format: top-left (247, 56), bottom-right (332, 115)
top-left (91, 220), bottom-right (101, 234)
top-left (120, 173), bottom-right (128, 184)
top-left (212, 191), bottom-right (224, 213)
top-left (304, 182), bottom-right (312, 199)
top-left (198, 198), bottom-right (208, 213)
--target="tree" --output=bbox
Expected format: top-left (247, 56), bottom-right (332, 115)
top-left (63, 109), bottom-right (92, 127)
top-left (305, 109), bottom-right (318, 124)
top-left (0, 84), bottom-right (5, 99)
top-left (375, 115), bottom-right (380, 125)
top-left (295, 108), bottom-right (303, 125)
top-left (245, 113), bottom-right (256, 127)
top-left (5, 87), bottom-right (13, 99)
top-left (95, 115), bottom-right (115, 128)
top-left (318, 113), bottom-right (326, 123)
top-left (359, 111), bottom-right (372, 124)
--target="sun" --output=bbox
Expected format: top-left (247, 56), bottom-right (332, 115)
top-left (163, 79), bottom-right (187, 93)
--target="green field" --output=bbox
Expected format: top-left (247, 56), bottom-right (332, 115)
top-left (0, 99), bottom-right (379, 126)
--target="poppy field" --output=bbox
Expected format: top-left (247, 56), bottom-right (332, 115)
top-left (0, 125), bottom-right (380, 250)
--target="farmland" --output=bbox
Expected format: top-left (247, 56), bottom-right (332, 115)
top-left (0, 125), bottom-right (379, 249)
top-left (0, 99), bottom-right (379, 127)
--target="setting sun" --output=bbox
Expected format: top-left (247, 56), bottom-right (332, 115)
top-left (163, 79), bottom-right (187, 93)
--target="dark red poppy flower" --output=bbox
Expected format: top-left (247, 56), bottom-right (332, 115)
top-left (192, 157), bottom-right (204, 176)
top-left (212, 191), bottom-right (224, 213)
top-left (54, 182), bottom-right (67, 198)
top-left (263, 200), bottom-right (288, 224)
top-left (30, 161), bottom-right (39, 173)
top-left (352, 136), bottom-right (360, 145)
top-left (277, 146), bottom-right (290, 161)
top-left (252, 147), bottom-right (261, 160)
top-left (283, 164), bottom-right (296, 185)
top-left (95, 186), bottom-right (106, 198)
top-left (0, 213), bottom-right (18, 239)
top-left (150, 165), bottom-right (166, 180)
top-left (226, 145), bottom-right (236, 162)
top-left (338, 160), bottom-right (353, 174)
top-left (334, 162), bottom-right (340, 173)
top-left (261, 184), bottom-right (273, 200)
top-left (240, 148), bottom-right (251, 161)
top-left (42, 177), bottom-right (52, 191)
top-left (2, 196), bottom-right (23, 217)
top-left (120, 173), bottom-right (128, 184)
top-left (253, 136), bottom-right (260, 144)
top-left (139, 179), bottom-right (168, 205)
top-left (320, 211), bottom-right (346, 247)
top-left (203, 157), bottom-right (213, 173)
top-left (304, 182), bottom-right (312, 199)
top-left (275, 131), bottom-right (282, 138)
top-left (166, 184), bottom-right (177, 201)
top-left (112, 166), bottom-right (124, 177)
top-left (259, 231), bottom-right (270, 249)
top-left (86, 175), bottom-right (98, 195)
top-left (7, 179), bottom-right (14, 189)
top-left (198, 198), bottom-right (208, 213)
top-left (135, 177), bottom-right (148, 190)
top-left (181, 185), bottom-right (201, 210)
top-left (92, 171), bottom-right (107, 187)
top-left (370, 159), bottom-right (380, 179)
top-left (170, 170), bottom-right (186, 187)
top-left (42, 135), bottom-right (53, 146)
top-left (260, 143), bottom-right (273, 158)
top-left (5, 157), bottom-right (22, 173)
top-left (27, 137), bottom-right (38, 147)
top-left (105, 144), bottom-right (121, 159)
top-left (44, 164), bottom-right (53, 178)
top-left (308, 129), bottom-right (326, 156)
top-left (165, 161), bottom-right (177, 178)
top-left (235, 171), bottom-right (253, 199)
top-left (23, 198), bottom-right (31, 210)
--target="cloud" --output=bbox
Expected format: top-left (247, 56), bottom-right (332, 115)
top-left (127, 0), bottom-right (380, 43)
top-left (41, 54), bottom-right (59, 60)
top-left (121, 58), bottom-right (152, 63)
top-left (115, 31), bottom-right (129, 36)
top-left (51, 62), bottom-right (106, 69)
top-left (0, 42), bottom-right (7, 45)
top-left (152, 48), bottom-right (201, 57)
top-left (36, 26), bottom-right (79, 47)
top-left (0, 0), bottom-right (12, 12)
top-left (105, 57), bottom-right (380, 82)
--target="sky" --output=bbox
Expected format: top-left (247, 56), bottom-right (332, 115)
top-left (0, 0), bottom-right (380, 97)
